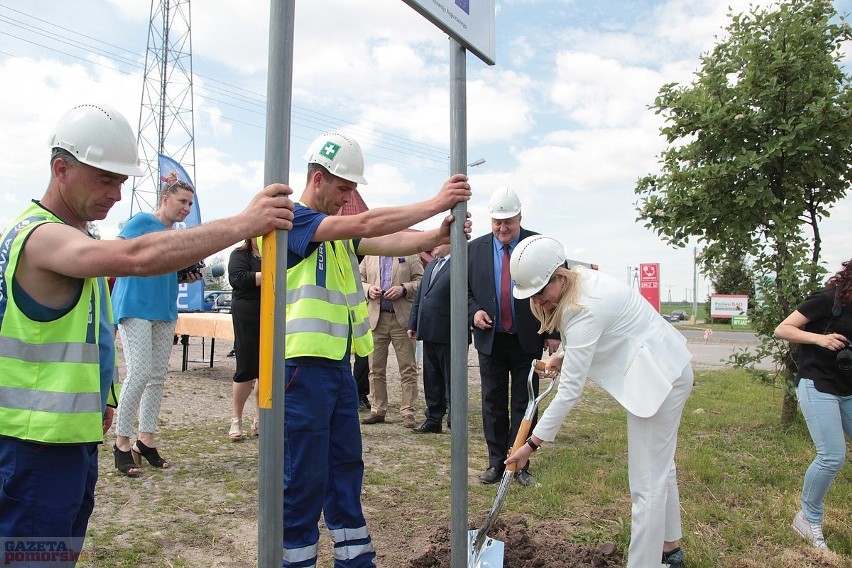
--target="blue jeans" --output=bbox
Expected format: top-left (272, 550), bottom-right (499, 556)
top-left (796, 379), bottom-right (852, 523)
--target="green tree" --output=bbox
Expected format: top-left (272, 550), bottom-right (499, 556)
top-left (705, 253), bottom-right (756, 298)
top-left (635, 0), bottom-right (852, 423)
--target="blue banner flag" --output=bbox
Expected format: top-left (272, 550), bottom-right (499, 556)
top-left (159, 154), bottom-right (205, 312)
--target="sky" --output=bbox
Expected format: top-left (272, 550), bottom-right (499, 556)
top-left (0, 0), bottom-right (850, 304)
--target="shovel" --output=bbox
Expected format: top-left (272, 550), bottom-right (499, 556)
top-left (468, 359), bottom-right (558, 568)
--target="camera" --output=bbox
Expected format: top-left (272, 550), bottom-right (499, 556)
top-left (177, 260), bottom-right (225, 281)
top-left (837, 339), bottom-right (852, 372)
top-left (177, 260), bottom-right (205, 281)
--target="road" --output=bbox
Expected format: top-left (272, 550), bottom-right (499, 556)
top-left (677, 326), bottom-right (775, 371)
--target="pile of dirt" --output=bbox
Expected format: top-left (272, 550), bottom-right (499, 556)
top-left (408, 515), bottom-right (623, 568)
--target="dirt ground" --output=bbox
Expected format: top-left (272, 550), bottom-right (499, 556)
top-left (81, 330), bottom-right (769, 567)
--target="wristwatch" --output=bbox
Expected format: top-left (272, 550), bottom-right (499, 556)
top-left (526, 437), bottom-right (540, 451)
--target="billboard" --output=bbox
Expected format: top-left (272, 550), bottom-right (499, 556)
top-left (710, 294), bottom-right (749, 319)
top-left (638, 263), bottom-right (660, 312)
top-left (401, 0), bottom-right (495, 64)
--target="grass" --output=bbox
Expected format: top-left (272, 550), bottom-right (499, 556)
top-left (80, 368), bottom-right (851, 567)
top-left (501, 369), bottom-right (851, 567)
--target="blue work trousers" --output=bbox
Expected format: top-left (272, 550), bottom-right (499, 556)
top-left (0, 438), bottom-right (98, 566)
top-left (282, 362), bottom-right (375, 568)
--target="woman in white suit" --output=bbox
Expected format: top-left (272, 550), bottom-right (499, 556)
top-left (505, 235), bottom-right (693, 568)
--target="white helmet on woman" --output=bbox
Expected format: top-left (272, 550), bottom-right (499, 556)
top-left (303, 132), bottom-right (368, 185)
top-left (48, 104), bottom-right (143, 176)
top-left (510, 235), bottom-right (567, 299)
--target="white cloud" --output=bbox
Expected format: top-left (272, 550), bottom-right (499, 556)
top-left (1, 0), bottom-right (850, 297)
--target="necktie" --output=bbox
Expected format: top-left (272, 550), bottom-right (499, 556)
top-left (379, 256), bottom-right (393, 312)
top-left (500, 244), bottom-right (512, 332)
top-left (430, 257), bottom-right (446, 285)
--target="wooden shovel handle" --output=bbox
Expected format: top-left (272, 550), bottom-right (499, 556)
top-left (506, 417), bottom-right (534, 474)
top-left (505, 359), bottom-right (561, 473)
top-left (534, 358), bottom-right (560, 374)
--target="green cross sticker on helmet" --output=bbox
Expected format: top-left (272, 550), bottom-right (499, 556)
top-left (303, 132), bottom-right (368, 185)
top-left (319, 141), bottom-right (341, 160)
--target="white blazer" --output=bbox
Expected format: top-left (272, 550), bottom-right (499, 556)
top-left (534, 268), bottom-right (693, 441)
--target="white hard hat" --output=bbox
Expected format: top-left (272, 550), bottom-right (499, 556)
top-left (510, 235), bottom-right (568, 299)
top-left (48, 104), bottom-right (143, 176)
top-left (303, 132), bottom-right (368, 185)
top-left (488, 185), bottom-right (521, 219)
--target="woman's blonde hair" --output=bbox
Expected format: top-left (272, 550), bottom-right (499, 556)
top-left (529, 266), bottom-right (583, 333)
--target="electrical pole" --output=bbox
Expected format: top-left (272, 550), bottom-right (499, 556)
top-left (692, 247), bottom-right (699, 323)
top-left (132, 0), bottom-right (196, 214)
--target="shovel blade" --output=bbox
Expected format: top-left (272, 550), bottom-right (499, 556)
top-left (468, 529), bottom-right (504, 568)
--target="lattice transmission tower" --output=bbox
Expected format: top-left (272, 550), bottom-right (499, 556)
top-left (131, 0), bottom-right (195, 216)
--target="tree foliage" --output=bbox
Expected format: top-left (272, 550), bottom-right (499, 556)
top-left (635, 0), bottom-right (852, 422)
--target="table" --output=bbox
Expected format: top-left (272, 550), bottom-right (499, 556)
top-left (174, 313), bottom-right (235, 371)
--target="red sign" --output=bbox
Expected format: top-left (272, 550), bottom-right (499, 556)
top-left (638, 263), bottom-right (660, 312)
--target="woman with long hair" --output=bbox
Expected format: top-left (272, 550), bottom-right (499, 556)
top-left (775, 258), bottom-right (852, 550)
top-left (227, 238), bottom-right (261, 440)
top-left (504, 235), bottom-right (693, 568)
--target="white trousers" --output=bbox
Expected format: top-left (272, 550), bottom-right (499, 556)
top-left (115, 318), bottom-right (176, 436)
top-left (625, 364), bottom-right (694, 567)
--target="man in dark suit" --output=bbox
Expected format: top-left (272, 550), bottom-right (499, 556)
top-left (407, 243), bottom-right (459, 433)
top-left (468, 186), bottom-right (560, 486)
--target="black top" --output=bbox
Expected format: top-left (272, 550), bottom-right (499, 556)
top-left (796, 287), bottom-right (852, 396)
top-left (228, 248), bottom-right (261, 382)
top-left (228, 249), bottom-right (261, 303)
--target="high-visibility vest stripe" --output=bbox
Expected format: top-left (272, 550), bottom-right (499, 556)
top-left (0, 335), bottom-right (99, 364)
top-left (0, 385), bottom-right (102, 414)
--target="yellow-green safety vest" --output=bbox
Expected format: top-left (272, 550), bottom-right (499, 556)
top-left (286, 237), bottom-right (373, 359)
top-left (0, 203), bottom-right (109, 444)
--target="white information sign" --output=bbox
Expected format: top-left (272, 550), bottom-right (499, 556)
top-left (710, 294), bottom-right (749, 320)
top-left (402, 0), bottom-right (496, 64)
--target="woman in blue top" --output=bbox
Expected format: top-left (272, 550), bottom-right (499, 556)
top-left (111, 180), bottom-right (199, 475)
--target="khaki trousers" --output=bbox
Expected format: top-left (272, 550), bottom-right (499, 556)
top-left (368, 311), bottom-right (418, 418)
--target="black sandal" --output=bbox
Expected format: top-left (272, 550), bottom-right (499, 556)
top-left (132, 440), bottom-right (170, 469)
top-left (113, 445), bottom-right (140, 477)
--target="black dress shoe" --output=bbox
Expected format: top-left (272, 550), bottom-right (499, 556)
top-left (515, 469), bottom-right (534, 487)
top-left (479, 465), bottom-right (504, 484)
top-left (412, 421), bottom-right (442, 434)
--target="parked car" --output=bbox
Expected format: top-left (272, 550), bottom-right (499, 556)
top-left (667, 310), bottom-right (689, 322)
top-left (203, 290), bottom-right (228, 312)
top-left (214, 292), bottom-right (232, 313)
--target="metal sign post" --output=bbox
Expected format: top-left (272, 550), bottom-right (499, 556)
top-left (400, 2), bottom-right (495, 566)
top-left (258, 1), bottom-right (295, 566)
top-left (448, 37), bottom-right (470, 568)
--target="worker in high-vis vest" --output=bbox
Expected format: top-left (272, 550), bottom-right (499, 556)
top-left (0, 104), bottom-right (295, 560)
top-left (281, 132), bottom-right (471, 568)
